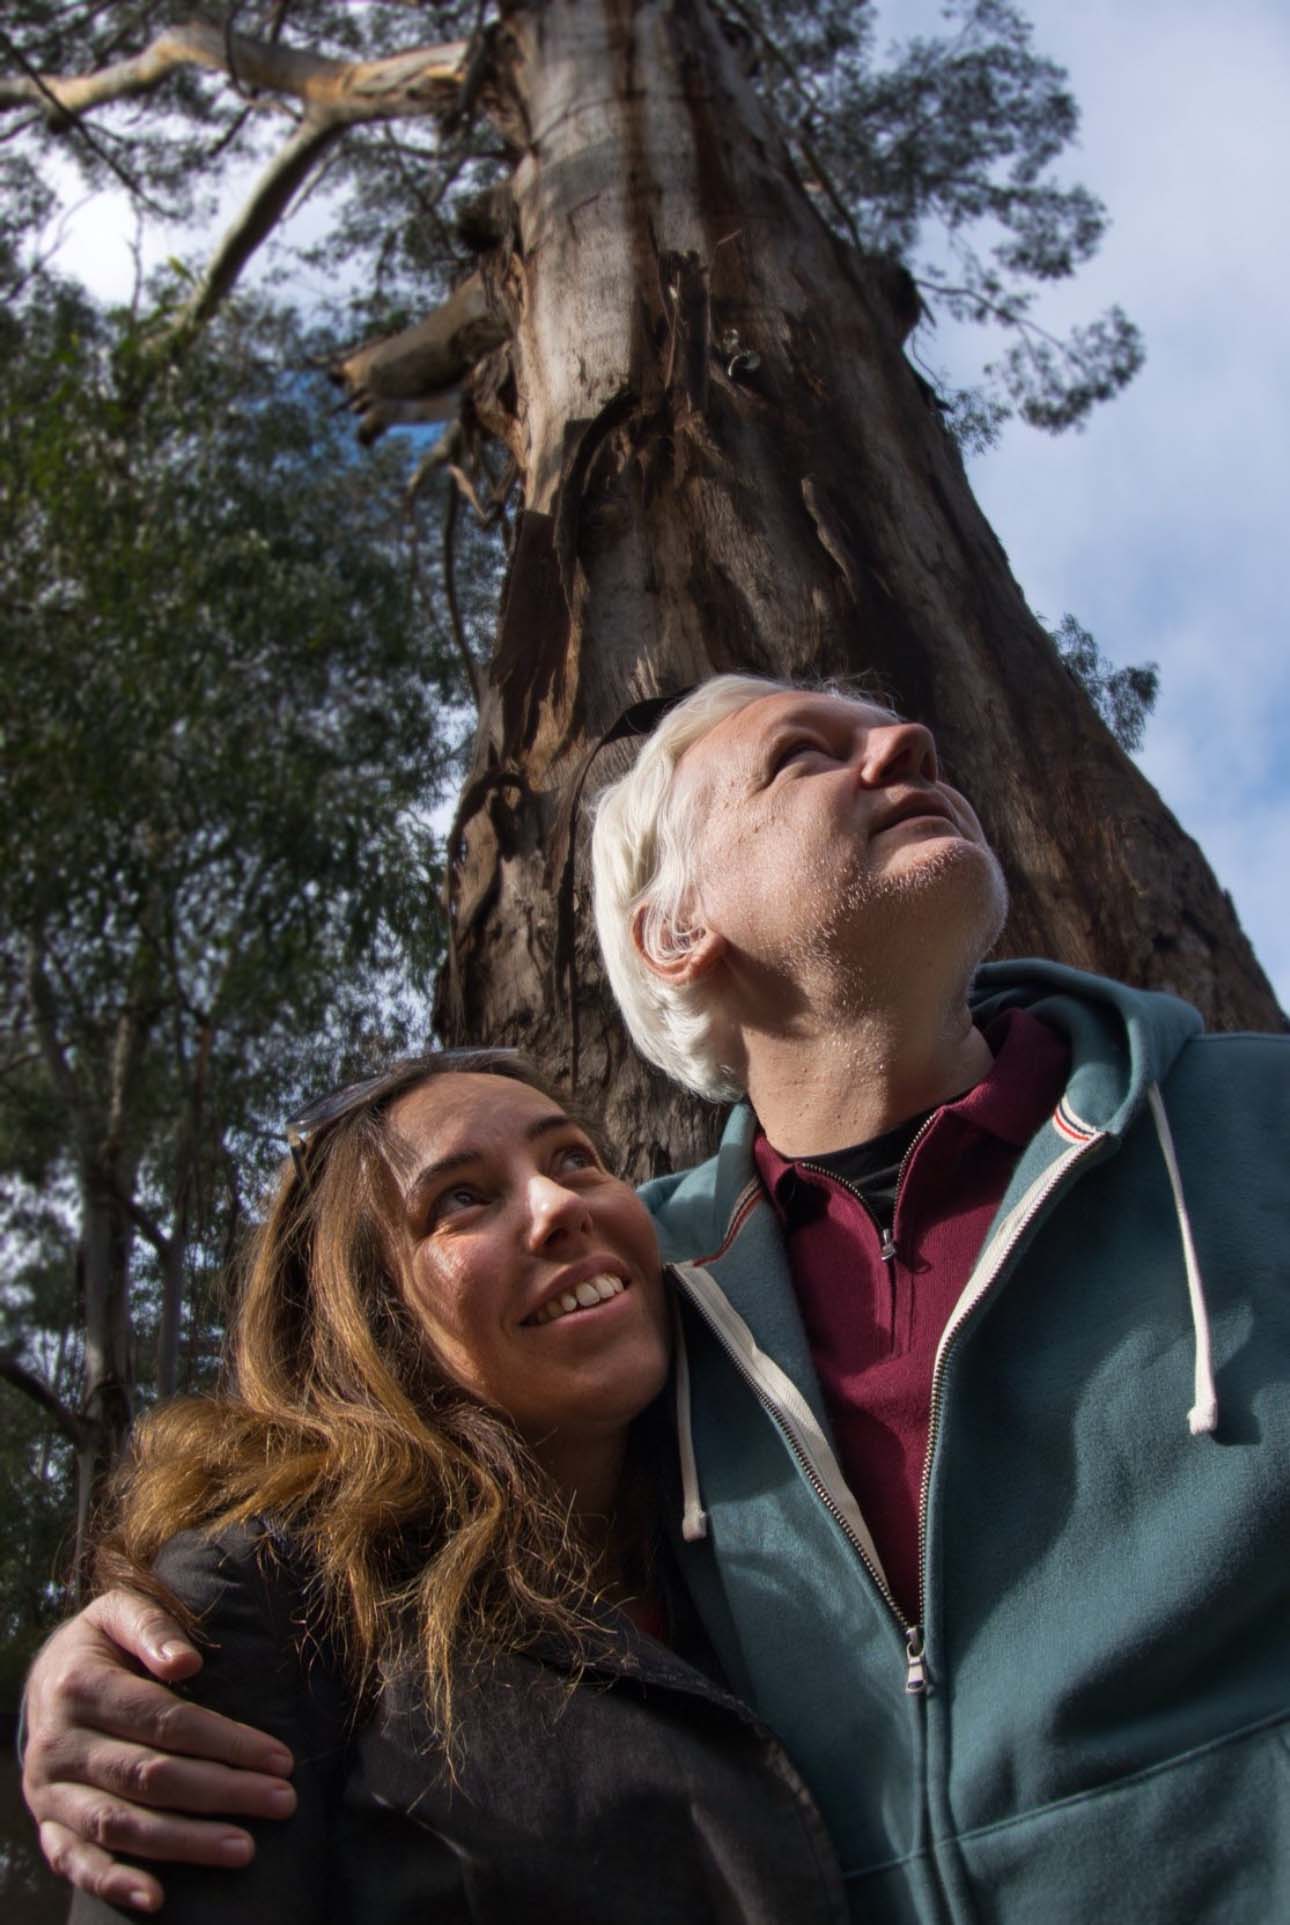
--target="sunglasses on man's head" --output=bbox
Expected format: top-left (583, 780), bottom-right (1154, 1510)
top-left (596, 685), bottom-right (697, 748)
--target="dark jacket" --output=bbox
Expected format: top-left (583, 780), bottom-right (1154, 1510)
top-left (71, 1520), bottom-right (847, 1925)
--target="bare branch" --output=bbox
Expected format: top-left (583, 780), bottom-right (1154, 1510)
top-left (914, 276), bottom-right (1073, 354)
top-left (404, 423), bottom-right (482, 708)
top-left (796, 130), bottom-right (866, 255)
top-left (0, 21), bottom-right (469, 128)
top-left (0, 1351), bottom-right (89, 1448)
top-left (0, 25), bottom-right (179, 216)
top-left (180, 113), bottom-right (343, 329)
top-left (406, 418), bottom-right (465, 500)
top-left (118, 1192), bottom-right (173, 1264)
top-left (331, 272), bottom-right (509, 443)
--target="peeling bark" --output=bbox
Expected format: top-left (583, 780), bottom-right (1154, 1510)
top-left (436, 0), bottom-right (1283, 1181)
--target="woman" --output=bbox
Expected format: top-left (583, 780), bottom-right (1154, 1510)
top-left (73, 1049), bottom-right (846, 1923)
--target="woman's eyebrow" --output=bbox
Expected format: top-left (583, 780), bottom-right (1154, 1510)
top-left (525, 1114), bottom-right (576, 1144)
top-left (405, 1114), bottom-right (574, 1210)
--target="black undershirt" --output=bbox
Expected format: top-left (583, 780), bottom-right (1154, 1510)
top-left (805, 1110), bottom-right (933, 1231)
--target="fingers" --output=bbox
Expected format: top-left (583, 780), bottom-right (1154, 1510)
top-left (39, 1819), bottom-right (165, 1915)
top-left (83, 1588), bottom-right (203, 1682)
top-left (28, 1652), bottom-right (295, 1777)
top-left (32, 1729), bottom-right (298, 1821)
top-left (37, 1777), bottom-right (272, 1863)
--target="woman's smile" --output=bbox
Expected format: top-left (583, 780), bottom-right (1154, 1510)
top-left (387, 1072), bottom-right (671, 1457)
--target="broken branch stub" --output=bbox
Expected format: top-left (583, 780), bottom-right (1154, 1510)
top-left (331, 274), bottom-right (511, 444)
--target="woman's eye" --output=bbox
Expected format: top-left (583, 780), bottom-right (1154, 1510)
top-left (430, 1183), bottom-right (487, 1225)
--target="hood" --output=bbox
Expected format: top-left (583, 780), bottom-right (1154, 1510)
top-left (968, 958), bottom-right (1203, 1138)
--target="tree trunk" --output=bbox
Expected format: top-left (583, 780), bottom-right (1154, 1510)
top-left (155, 1230), bottom-right (185, 1402)
top-left (439, 0), bottom-right (1283, 1179)
top-left (74, 1167), bottom-right (135, 1586)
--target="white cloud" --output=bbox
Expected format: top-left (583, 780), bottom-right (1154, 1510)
top-left (881, 0), bottom-right (1290, 1009)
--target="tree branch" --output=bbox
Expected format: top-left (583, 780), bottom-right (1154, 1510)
top-left (118, 1192), bottom-right (173, 1264)
top-left (0, 1351), bottom-right (89, 1448)
top-left (0, 25), bottom-right (177, 216)
top-left (1, 21), bottom-right (472, 332)
top-left (914, 276), bottom-right (1073, 353)
top-left (0, 21), bottom-right (470, 127)
top-left (180, 112), bottom-right (343, 329)
top-left (331, 272), bottom-right (509, 443)
top-left (441, 481), bottom-right (482, 708)
top-left (404, 424), bottom-right (482, 709)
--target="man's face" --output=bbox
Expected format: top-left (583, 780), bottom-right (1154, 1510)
top-left (671, 691), bottom-right (1006, 992)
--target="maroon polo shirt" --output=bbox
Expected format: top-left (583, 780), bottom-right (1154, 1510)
top-left (753, 1009), bottom-right (1070, 1623)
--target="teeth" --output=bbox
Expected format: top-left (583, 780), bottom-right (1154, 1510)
top-left (532, 1275), bottom-right (625, 1326)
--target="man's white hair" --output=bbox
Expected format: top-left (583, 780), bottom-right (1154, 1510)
top-left (591, 674), bottom-right (807, 1101)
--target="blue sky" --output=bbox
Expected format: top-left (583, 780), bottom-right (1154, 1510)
top-left (874, 0), bottom-right (1290, 1006)
top-left (49, 0), bottom-right (1290, 1008)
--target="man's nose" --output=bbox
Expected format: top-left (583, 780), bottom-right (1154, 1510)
top-left (857, 720), bottom-right (939, 786)
top-left (525, 1174), bottom-right (593, 1249)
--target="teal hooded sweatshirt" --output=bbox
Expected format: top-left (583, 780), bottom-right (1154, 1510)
top-left (641, 962), bottom-right (1290, 1925)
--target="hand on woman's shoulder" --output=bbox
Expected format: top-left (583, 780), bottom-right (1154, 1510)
top-left (69, 1520), bottom-right (350, 1925)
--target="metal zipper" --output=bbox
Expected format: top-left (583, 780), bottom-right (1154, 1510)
top-left (673, 1261), bottom-right (916, 1667)
top-left (792, 1110), bottom-right (938, 1687)
top-left (911, 1132), bottom-right (1107, 1639)
top-left (797, 1108), bottom-right (938, 1271)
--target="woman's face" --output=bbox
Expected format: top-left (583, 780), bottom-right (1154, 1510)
top-left (387, 1073), bottom-right (670, 1451)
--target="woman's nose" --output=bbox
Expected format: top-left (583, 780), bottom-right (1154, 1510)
top-left (858, 719), bottom-right (939, 786)
top-left (525, 1175), bottom-right (593, 1248)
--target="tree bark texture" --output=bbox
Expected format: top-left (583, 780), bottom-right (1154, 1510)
top-left (438, 0), bottom-right (1283, 1180)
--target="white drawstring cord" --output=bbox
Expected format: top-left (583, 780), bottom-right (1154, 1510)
top-left (671, 1295), bottom-right (710, 1541)
top-left (1147, 1084), bottom-right (1218, 1436)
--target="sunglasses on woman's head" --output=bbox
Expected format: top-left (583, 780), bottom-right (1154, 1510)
top-left (284, 1049), bottom-right (522, 1180)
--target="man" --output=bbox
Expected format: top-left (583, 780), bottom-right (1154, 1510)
top-left (22, 676), bottom-right (1290, 1922)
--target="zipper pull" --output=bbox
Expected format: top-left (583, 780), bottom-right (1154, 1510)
top-left (879, 1226), bottom-right (897, 1267)
top-left (904, 1627), bottom-right (927, 1695)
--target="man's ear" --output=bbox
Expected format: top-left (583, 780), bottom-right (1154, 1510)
top-left (630, 905), bottom-right (728, 987)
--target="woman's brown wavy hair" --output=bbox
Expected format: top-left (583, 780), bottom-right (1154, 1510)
top-left (95, 1051), bottom-right (641, 1759)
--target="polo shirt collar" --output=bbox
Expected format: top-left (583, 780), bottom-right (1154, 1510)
top-left (753, 1007), bottom-right (1069, 1210)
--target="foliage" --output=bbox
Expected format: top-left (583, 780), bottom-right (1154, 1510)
top-left (1048, 613), bottom-right (1159, 754)
top-left (743, 0), bottom-right (1144, 441)
top-left (0, 267), bottom-right (473, 1597)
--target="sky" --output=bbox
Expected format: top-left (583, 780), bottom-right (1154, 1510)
top-left (872, 0), bottom-right (1290, 1006)
top-left (42, 0), bottom-right (1290, 1007)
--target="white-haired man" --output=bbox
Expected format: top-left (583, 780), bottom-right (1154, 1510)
top-left (21, 676), bottom-right (1290, 1924)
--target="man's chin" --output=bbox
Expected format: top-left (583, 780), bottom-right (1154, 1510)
top-left (863, 836), bottom-right (1009, 948)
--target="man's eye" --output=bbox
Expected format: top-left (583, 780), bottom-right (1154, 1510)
top-left (555, 1144), bottom-right (599, 1175)
top-left (772, 738), bottom-right (827, 774)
